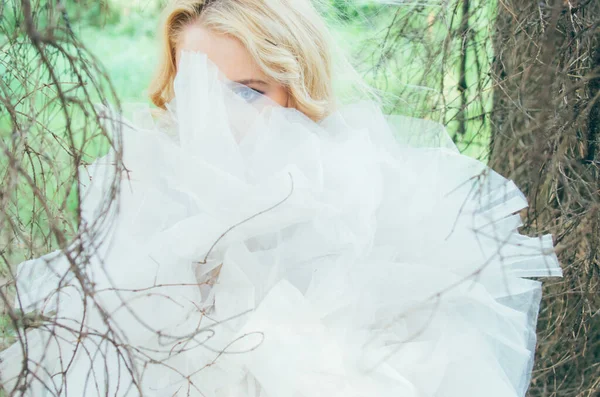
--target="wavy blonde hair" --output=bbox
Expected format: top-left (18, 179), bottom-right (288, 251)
top-left (149, 0), bottom-right (335, 121)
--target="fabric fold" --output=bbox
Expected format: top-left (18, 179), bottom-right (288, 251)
top-left (0, 51), bottom-right (561, 397)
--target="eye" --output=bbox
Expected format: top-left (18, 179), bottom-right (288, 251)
top-left (233, 86), bottom-right (263, 103)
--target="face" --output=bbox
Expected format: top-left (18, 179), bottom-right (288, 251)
top-left (176, 24), bottom-right (290, 107)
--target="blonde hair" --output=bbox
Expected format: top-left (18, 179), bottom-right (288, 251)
top-left (149, 0), bottom-right (335, 121)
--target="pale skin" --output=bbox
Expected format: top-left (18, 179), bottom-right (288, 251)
top-left (176, 24), bottom-right (290, 107)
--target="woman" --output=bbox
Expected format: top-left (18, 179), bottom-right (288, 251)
top-left (1, 0), bottom-right (561, 396)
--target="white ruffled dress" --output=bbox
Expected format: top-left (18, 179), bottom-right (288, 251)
top-left (0, 52), bottom-right (562, 397)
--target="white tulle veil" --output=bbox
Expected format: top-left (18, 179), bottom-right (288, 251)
top-left (0, 24), bottom-right (561, 397)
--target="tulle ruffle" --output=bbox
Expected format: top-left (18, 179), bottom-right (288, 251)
top-left (1, 52), bottom-right (561, 397)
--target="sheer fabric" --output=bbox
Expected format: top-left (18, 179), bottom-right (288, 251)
top-left (0, 52), bottom-right (561, 397)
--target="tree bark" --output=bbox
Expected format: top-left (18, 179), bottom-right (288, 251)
top-left (490, 1), bottom-right (600, 395)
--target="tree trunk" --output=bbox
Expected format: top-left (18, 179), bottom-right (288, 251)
top-left (490, 1), bottom-right (600, 395)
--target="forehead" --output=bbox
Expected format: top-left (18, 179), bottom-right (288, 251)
top-left (176, 24), bottom-right (266, 82)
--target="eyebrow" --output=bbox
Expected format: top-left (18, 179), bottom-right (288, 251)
top-left (234, 79), bottom-right (268, 86)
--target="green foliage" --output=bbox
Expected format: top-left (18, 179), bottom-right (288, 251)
top-left (331, 0), bottom-right (360, 21)
top-left (63, 0), bottom-right (121, 28)
top-left (328, 0), bottom-right (379, 22)
top-left (0, 313), bottom-right (16, 350)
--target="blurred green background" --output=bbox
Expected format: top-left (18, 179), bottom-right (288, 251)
top-left (67, 0), bottom-right (493, 158)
